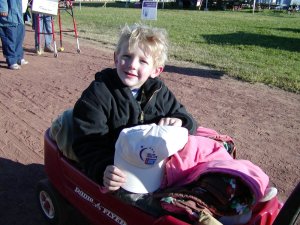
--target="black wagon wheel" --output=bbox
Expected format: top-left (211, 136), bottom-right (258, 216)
top-left (37, 179), bottom-right (69, 225)
top-left (273, 182), bottom-right (300, 225)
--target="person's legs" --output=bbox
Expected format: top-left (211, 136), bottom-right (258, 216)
top-left (24, 7), bottom-right (32, 24)
top-left (16, 23), bottom-right (24, 61)
top-left (33, 13), bottom-right (39, 49)
top-left (33, 13), bottom-right (43, 55)
top-left (16, 23), bottom-right (28, 65)
top-left (113, 189), bottom-right (164, 217)
top-left (0, 27), bottom-right (8, 57)
top-left (2, 25), bottom-right (20, 69)
top-left (43, 15), bottom-right (54, 52)
top-left (32, 12), bottom-right (36, 30)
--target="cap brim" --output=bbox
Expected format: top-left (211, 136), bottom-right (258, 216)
top-left (114, 151), bottom-right (164, 194)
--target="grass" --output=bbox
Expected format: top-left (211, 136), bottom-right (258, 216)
top-left (57, 3), bottom-right (300, 93)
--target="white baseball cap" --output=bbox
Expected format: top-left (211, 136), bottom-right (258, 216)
top-left (114, 124), bottom-right (188, 194)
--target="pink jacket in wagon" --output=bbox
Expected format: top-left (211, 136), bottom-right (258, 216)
top-left (162, 134), bottom-right (269, 202)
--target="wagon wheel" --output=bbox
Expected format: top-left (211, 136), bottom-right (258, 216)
top-left (37, 179), bottom-right (69, 225)
top-left (273, 182), bottom-right (300, 225)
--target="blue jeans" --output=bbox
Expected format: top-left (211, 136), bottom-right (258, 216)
top-left (32, 14), bottom-right (53, 48)
top-left (0, 24), bottom-right (24, 66)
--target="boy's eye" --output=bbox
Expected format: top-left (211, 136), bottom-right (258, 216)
top-left (140, 59), bottom-right (149, 64)
top-left (122, 55), bottom-right (130, 58)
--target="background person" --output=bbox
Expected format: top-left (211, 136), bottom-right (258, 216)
top-left (0, 0), bottom-right (28, 70)
top-left (32, 13), bottom-right (54, 54)
top-left (23, 0), bottom-right (32, 25)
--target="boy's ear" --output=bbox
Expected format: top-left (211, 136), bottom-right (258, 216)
top-left (114, 52), bottom-right (118, 66)
top-left (150, 66), bottom-right (164, 78)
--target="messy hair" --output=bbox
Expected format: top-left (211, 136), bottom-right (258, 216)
top-left (115, 24), bottom-right (169, 68)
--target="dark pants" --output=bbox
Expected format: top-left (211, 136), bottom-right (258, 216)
top-left (113, 188), bottom-right (164, 217)
top-left (0, 23), bottom-right (24, 66)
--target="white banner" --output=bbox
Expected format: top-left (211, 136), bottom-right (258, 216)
top-left (141, 1), bottom-right (158, 20)
top-left (32, 0), bottom-right (59, 16)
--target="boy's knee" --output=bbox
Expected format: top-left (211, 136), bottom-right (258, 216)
top-left (50, 108), bottom-right (78, 161)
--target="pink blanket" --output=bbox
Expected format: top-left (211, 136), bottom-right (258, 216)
top-left (162, 134), bottom-right (269, 202)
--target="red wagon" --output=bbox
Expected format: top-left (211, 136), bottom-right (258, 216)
top-left (37, 129), bottom-right (283, 225)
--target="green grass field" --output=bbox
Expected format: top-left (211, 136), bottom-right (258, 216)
top-left (59, 3), bottom-right (300, 93)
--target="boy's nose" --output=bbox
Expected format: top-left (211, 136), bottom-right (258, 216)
top-left (128, 58), bottom-right (138, 69)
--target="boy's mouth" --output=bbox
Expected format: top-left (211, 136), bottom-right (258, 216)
top-left (125, 71), bottom-right (137, 77)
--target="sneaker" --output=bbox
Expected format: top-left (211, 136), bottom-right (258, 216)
top-left (260, 187), bottom-right (278, 202)
top-left (44, 46), bottom-right (54, 53)
top-left (9, 63), bottom-right (21, 70)
top-left (17, 59), bottom-right (29, 65)
top-left (25, 21), bottom-right (32, 26)
top-left (35, 47), bottom-right (43, 55)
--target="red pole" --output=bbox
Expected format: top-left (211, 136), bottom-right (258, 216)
top-left (51, 16), bottom-right (56, 43)
top-left (58, 7), bottom-right (63, 48)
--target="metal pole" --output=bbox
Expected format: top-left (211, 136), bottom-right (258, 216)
top-left (252, 0), bottom-right (256, 14)
top-left (204, 0), bottom-right (208, 11)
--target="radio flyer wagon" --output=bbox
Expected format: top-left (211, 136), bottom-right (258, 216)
top-left (36, 128), bottom-right (285, 225)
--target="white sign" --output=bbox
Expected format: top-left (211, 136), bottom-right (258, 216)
top-left (32, 0), bottom-right (59, 16)
top-left (141, 1), bottom-right (158, 20)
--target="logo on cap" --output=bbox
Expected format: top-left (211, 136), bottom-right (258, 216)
top-left (139, 146), bottom-right (157, 165)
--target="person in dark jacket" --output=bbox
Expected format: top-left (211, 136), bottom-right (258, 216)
top-left (72, 24), bottom-right (197, 191)
top-left (0, 0), bottom-right (28, 70)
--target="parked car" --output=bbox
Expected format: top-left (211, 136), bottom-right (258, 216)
top-left (274, 5), bottom-right (288, 10)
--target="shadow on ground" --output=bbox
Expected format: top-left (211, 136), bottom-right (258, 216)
top-left (0, 158), bottom-right (46, 224)
top-left (202, 32), bottom-right (300, 52)
top-left (0, 158), bottom-right (90, 225)
top-left (164, 64), bottom-right (225, 79)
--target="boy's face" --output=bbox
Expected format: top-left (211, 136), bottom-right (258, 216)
top-left (114, 42), bottom-right (163, 90)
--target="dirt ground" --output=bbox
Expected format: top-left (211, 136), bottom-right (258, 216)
top-left (0, 27), bottom-right (299, 225)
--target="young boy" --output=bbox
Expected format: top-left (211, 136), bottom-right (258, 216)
top-left (72, 24), bottom-right (197, 190)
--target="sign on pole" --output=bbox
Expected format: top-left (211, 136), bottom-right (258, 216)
top-left (32, 0), bottom-right (59, 16)
top-left (141, 1), bottom-right (158, 20)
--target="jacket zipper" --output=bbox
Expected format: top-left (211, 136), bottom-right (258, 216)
top-left (138, 86), bottom-right (162, 124)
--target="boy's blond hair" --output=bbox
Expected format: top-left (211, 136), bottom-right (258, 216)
top-left (115, 24), bottom-right (169, 68)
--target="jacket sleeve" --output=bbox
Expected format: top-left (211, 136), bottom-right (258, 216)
top-left (72, 81), bottom-right (114, 185)
top-left (0, 0), bottom-right (8, 13)
top-left (158, 83), bottom-right (198, 135)
top-left (0, 0), bottom-right (23, 25)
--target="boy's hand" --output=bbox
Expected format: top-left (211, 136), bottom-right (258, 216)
top-left (0, 12), bottom-right (8, 17)
top-left (103, 165), bottom-right (126, 191)
top-left (158, 117), bottom-right (182, 127)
